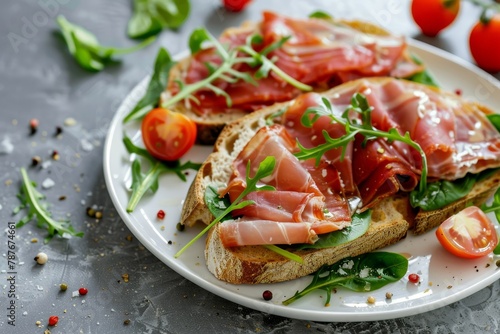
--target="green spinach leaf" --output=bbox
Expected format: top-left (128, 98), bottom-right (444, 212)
top-left (57, 15), bottom-right (155, 72)
top-left (123, 48), bottom-right (176, 123)
top-left (297, 210), bottom-right (371, 250)
top-left (410, 176), bottom-right (477, 211)
top-left (406, 54), bottom-right (440, 88)
top-left (128, 0), bottom-right (190, 39)
top-left (204, 185), bottom-right (233, 222)
top-left (487, 114), bottom-right (500, 132)
top-left (283, 252), bottom-right (408, 306)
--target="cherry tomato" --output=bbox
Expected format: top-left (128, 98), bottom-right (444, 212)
top-left (436, 206), bottom-right (498, 259)
top-left (141, 108), bottom-right (197, 161)
top-left (469, 14), bottom-right (500, 72)
top-left (223, 0), bottom-right (252, 12)
top-left (411, 0), bottom-right (460, 37)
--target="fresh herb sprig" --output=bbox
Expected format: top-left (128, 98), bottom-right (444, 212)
top-left (123, 135), bottom-right (201, 212)
top-left (174, 156), bottom-right (277, 258)
top-left (14, 168), bottom-right (84, 243)
top-left (295, 93), bottom-right (428, 193)
top-left (282, 252), bottom-right (408, 306)
top-left (128, 0), bottom-right (190, 39)
top-left (123, 48), bottom-right (176, 123)
top-left (57, 15), bottom-right (155, 72)
top-left (160, 28), bottom-right (312, 110)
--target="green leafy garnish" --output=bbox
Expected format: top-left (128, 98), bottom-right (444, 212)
top-left (56, 15), bottom-right (155, 72)
top-left (406, 54), bottom-right (440, 87)
top-left (487, 114), bottom-right (500, 132)
top-left (412, 168), bottom-right (499, 210)
top-left (174, 156), bottom-right (277, 258)
top-left (123, 48), bottom-right (176, 123)
top-left (282, 252), bottom-right (408, 306)
top-left (204, 181), bottom-right (303, 263)
top-left (128, 0), bottom-right (190, 39)
top-left (308, 10), bottom-right (332, 19)
top-left (410, 176), bottom-right (476, 211)
top-left (14, 168), bottom-right (84, 243)
top-left (296, 210), bottom-right (371, 250)
top-left (295, 93), bottom-right (428, 193)
top-left (123, 135), bottom-right (201, 212)
top-left (161, 28), bottom-right (312, 110)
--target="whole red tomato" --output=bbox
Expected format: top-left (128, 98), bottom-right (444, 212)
top-left (469, 14), bottom-right (500, 72)
top-left (411, 0), bottom-right (460, 37)
top-left (223, 0), bottom-right (252, 12)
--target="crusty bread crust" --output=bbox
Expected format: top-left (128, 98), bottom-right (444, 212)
top-left (206, 195), bottom-right (410, 284)
top-left (180, 77), bottom-right (500, 284)
top-left (161, 18), bottom-right (395, 145)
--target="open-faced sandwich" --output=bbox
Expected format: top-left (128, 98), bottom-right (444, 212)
top-left (179, 77), bottom-right (500, 285)
top-left (156, 11), bottom-right (427, 144)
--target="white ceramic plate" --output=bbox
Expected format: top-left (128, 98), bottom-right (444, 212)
top-left (103, 39), bottom-right (500, 322)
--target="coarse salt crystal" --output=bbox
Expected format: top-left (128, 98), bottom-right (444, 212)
top-left (42, 178), bottom-right (55, 189)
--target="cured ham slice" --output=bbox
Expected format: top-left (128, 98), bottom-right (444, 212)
top-left (217, 78), bottom-right (500, 247)
top-left (219, 220), bottom-right (318, 247)
top-left (359, 79), bottom-right (500, 179)
top-left (261, 11), bottom-right (422, 84)
top-left (176, 11), bottom-right (423, 115)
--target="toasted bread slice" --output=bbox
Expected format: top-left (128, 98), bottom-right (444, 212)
top-left (180, 78), bottom-right (500, 284)
top-left (161, 18), bottom-right (397, 145)
top-left (206, 195), bottom-right (410, 284)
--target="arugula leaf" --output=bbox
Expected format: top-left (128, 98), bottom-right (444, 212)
top-left (203, 181), bottom-right (303, 263)
top-left (57, 15), bottom-right (155, 72)
top-left (295, 94), bottom-right (429, 193)
top-left (123, 48), bottom-right (176, 123)
top-left (309, 11), bottom-right (332, 19)
top-left (174, 156), bottom-right (277, 258)
top-left (14, 168), bottom-right (84, 243)
top-left (123, 135), bottom-right (201, 212)
top-left (487, 114), bottom-right (500, 132)
top-left (296, 211), bottom-right (371, 250)
top-left (128, 0), bottom-right (190, 39)
top-left (161, 28), bottom-right (312, 110)
top-left (410, 176), bottom-right (477, 211)
top-left (282, 252), bottom-right (408, 306)
top-left (406, 54), bottom-right (440, 88)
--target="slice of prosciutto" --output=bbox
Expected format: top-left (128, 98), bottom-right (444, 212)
top-left (216, 78), bottom-right (500, 247)
top-left (219, 219), bottom-right (318, 247)
top-left (172, 11), bottom-right (423, 116)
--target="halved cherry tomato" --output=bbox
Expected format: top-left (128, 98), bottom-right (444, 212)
top-left (411, 0), bottom-right (460, 37)
top-left (469, 14), bottom-right (500, 72)
top-left (223, 0), bottom-right (252, 12)
top-left (436, 206), bottom-right (498, 259)
top-left (141, 108), bottom-right (197, 161)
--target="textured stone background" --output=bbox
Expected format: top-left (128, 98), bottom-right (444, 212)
top-left (0, 0), bottom-right (499, 333)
